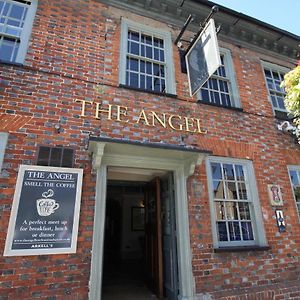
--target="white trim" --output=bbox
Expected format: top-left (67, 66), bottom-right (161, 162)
top-left (0, 132), bottom-right (8, 170)
top-left (287, 165), bottom-right (300, 223)
top-left (206, 156), bottom-right (267, 249)
top-left (119, 18), bottom-right (176, 94)
top-left (222, 48), bottom-right (240, 108)
top-left (4, 165), bottom-right (83, 256)
top-left (88, 141), bottom-right (207, 300)
top-left (0, 0), bottom-right (38, 63)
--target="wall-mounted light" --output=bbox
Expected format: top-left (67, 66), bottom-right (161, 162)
top-left (277, 121), bottom-right (296, 132)
top-left (54, 123), bottom-right (61, 133)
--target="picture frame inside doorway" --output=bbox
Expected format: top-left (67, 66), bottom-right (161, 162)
top-left (131, 207), bottom-right (145, 231)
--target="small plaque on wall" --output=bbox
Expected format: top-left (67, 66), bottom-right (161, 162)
top-left (4, 165), bottom-right (83, 256)
top-left (268, 184), bottom-right (283, 206)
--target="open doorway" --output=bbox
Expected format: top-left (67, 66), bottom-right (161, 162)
top-left (102, 167), bottom-right (178, 300)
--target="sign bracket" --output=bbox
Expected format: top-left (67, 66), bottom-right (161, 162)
top-left (174, 5), bottom-right (220, 53)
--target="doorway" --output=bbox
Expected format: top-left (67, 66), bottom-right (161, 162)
top-left (88, 139), bottom-right (202, 300)
top-left (101, 167), bottom-right (178, 300)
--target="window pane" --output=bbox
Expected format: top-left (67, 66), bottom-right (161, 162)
top-left (146, 46), bottom-right (152, 59)
top-left (214, 92), bottom-right (220, 105)
top-left (10, 4), bottom-right (24, 19)
top-left (226, 182), bottom-right (238, 199)
top-left (241, 222), bottom-right (254, 240)
top-left (146, 62), bottom-right (152, 75)
top-left (161, 79), bottom-right (165, 92)
top-left (211, 162), bottom-right (222, 180)
top-left (160, 65), bottom-right (165, 77)
top-left (144, 35), bottom-right (152, 45)
top-left (228, 222), bottom-right (241, 241)
top-left (201, 89), bottom-right (209, 101)
top-left (154, 37), bottom-right (163, 47)
top-left (129, 72), bottom-right (138, 88)
top-left (50, 148), bottom-right (62, 167)
top-left (235, 165), bottom-right (245, 181)
top-left (277, 97), bottom-right (285, 109)
top-left (140, 74), bottom-right (145, 89)
top-left (159, 50), bottom-right (164, 62)
top-left (225, 202), bottom-right (238, 220)
top-left (129, 30), bottom-right (139, 41)
top-left (62, 148), bottom-right (74, 168)
top-left (223, 164), bottom-right (235, 180)
top-left (238, 182), bottom-right (247, 199)
top-left (153, 63), bottom-right (159, 76)
top-left (289, 170), bottom-right (299, 186)
top-left (129, 41), bottom-right (139, 55)
top-left (146, 76), bottom-right (152, 90)
top-left (264, 69), bottom-right (271, 78)
top-left (238, 202), bottom-right (251, 220)
top-left (154, 48), bottom-right (159, 60)
top-left (37, 146), bottom-right (50, 166)
top-left (217, 222), bottom-right (228, 241)
top-left (0, 38), bottom-right (16, 61)
top-left (140, 60), bottom-right (145, 73)
top-left (213, 180), bottom-right (225, 199)
top-left (215, 202), bottom-right (226, 220)
top-left (154, 77), bottom-right (161, 92)
top-left (129, 58), bottom-right (138, 71)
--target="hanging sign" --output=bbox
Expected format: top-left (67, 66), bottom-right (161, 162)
top-left (4, 165), bottom-right (83, 256)
top-left (185, 18), bottom-right (221, 96)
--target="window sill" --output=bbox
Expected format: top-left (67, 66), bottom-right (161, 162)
top-left (0, 59), bottom-right (23, 67)
top-left (274, 110), bottom-right (295, 121)
top-left (197, 100), bottom-right (243, 112)
top-left (119, 84), bottom-right (177, 98)
top-left (214, 246), bottom-right (270, 253)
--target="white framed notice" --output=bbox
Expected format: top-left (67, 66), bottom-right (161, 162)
top-left (4, 165), bottom-right (83, 256)
top-left (268, 184), bottom-right (284, 206)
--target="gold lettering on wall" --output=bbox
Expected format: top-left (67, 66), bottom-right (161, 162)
top-left (151, 111), bottom-right (167, 128)
top-left (168, 115), bottom-right (183, 131)
top-left (75, 99), bottom-right (93, 117)
top-left (116, 105), bottom-right (129, 123)
top-left (136, 109), bottom-right (150, 126)
top-left (74, 100), bottom-right (207, 135)
top-left (95, 103), bottom-right (113, 120)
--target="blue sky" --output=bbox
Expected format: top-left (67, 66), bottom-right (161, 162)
top-left (209, 0), bottom-right (300, 36)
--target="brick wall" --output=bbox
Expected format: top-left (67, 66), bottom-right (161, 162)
top-left (1, 0), bottom-right (300, 299)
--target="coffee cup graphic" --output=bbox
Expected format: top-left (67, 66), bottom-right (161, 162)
top-left (36, 189), bottom-right (60, 217)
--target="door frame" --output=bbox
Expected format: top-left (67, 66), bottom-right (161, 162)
top-left (88, 140), bottom-right (208, 300)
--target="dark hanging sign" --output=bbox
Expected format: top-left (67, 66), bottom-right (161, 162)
top-left (4, 165), bottom-right (83, 256)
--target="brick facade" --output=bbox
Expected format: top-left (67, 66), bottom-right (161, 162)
top-left (1, 0), bottom-right (300, 299)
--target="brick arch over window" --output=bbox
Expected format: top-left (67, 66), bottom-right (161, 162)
top-left (0, 114), bottom-right (32, 132)
top-left (198, 137), bottom-right (259, 160)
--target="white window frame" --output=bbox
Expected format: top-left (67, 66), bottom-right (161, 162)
top-left (0, 132), bottom-right (8, 170)
top-left (206, 156), bottom-right (267, 249)
top-left (0, 0), bottom-right (38, 63)
top-left (197, 48), bottom-right (240, 108)
top-left (119, 18), bottom-right (176, 95)
top-left (261, 61), bottom-right (289, 114)
top-left (288, 165), bottom-right (300, 222)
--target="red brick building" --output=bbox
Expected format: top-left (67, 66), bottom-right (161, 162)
top-left (1, 0), bottom-right (300, 299)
